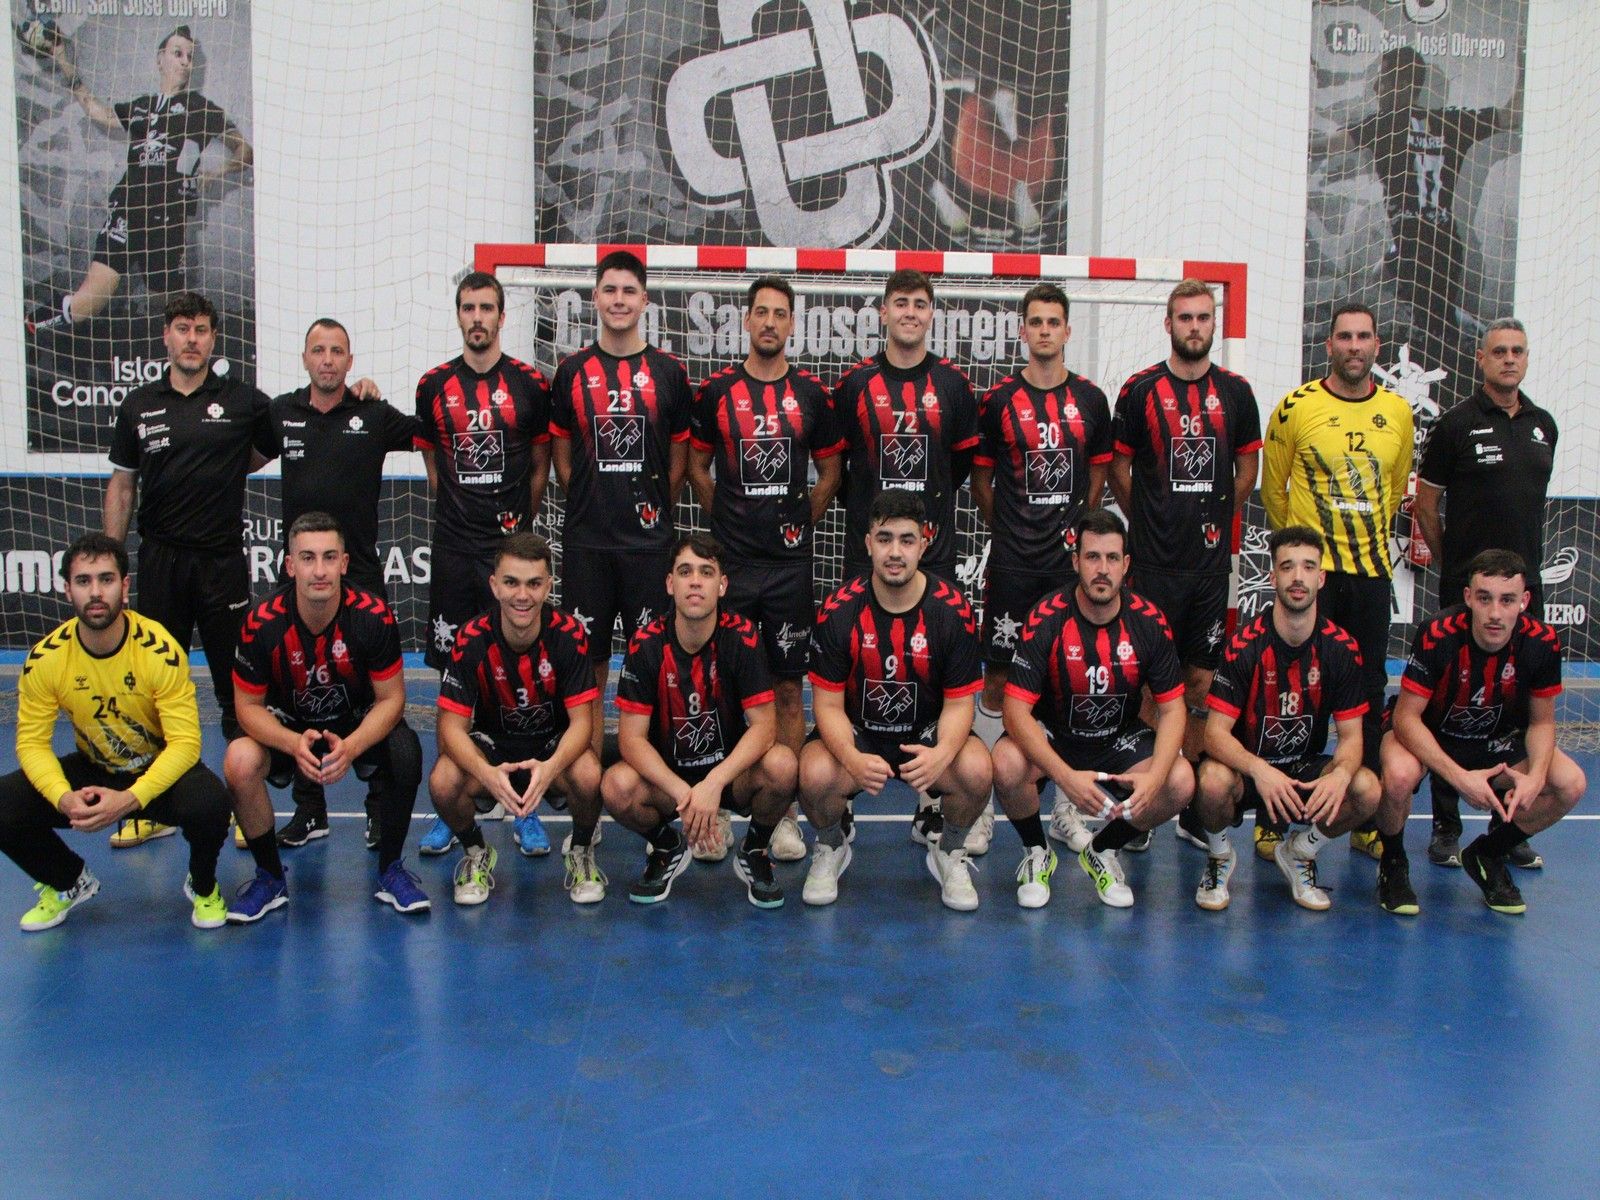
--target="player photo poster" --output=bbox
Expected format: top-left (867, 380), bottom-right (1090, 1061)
top-left (13, 2), bottom-right (257, 452)
top-left (534, 0), bottom-right (1069, 254)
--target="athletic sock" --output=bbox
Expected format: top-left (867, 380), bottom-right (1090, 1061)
top-left (1380, 830), bottom-right (1409, 865)
top-left (939, 821), bottom-right (971, 853)
top-left (569, 819), bottom-right (597, 849)
top-left (648, 819), bottom-right (681, 851)
top-left (1092, 817), bottom-right (1138, 853)
top-left (245, 831), bottom-right (284, 879)
top-left (188, 864), bottom-right (218, 897)
top-left (743, 819), bottom-right (775, 853)
top-left (459, 823), bottom-right (486, 851)
top-left (815, 821), bottom-right (845, 849)
top-left (1009, 811), bottom-right (1047, 849)
top-left (1205, 828), bottom-right (1231, 856)
top-left (1481, 820), bottom-right (1530, 858)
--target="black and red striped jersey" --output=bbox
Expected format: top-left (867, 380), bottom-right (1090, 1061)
top-left (413, 354), bottom-right (550, 556)
top-left (809, 575), bottom-right (984, 743)
top-left (1207, 609), bottom-right (1367, 765)
top-left (616, 608), bottom-right (775, 777)
top-left (436, 605), bottom-right (599, 754)
top-left (1112, 362), bottom-right (1262, 576)
top-left (549, 344), bottom-right (693, 552)
top-left (830, 353), bottom-right (979, 569)
top-left (690, 364), bottom-right (844, 563)
top-left (233, 585), bottom-right (402, 735)
top-left (976, 372), bottom-right (1113, 572)
top-left (1006, 588), bottom-right (1183, 753)
top-left (1400, 606), bottom-right (1562, 743)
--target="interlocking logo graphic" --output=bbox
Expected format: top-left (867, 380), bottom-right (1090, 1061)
top-left (1070, 695), bottom-right (1123, 733)
top-left (664, 0), bottom-right (941, 246)
top-left (501, 702), bottom-right (554, 735)
top-left (296, 685), bottom-right (350, 721)
top-left (596, 415), bottom-right (645, 460)
top-left (864, 678), bottom-right (916, 727)
top-left (1026, 449), bottom-right (1070, 497)
top-left (740, 437), bottom-right (791, 485)
top-left (675, 712), bottom-right (721, 756)
top-left (880, 433), bottom-right (928, 481)
top-left (1442, 703), bottom-right (1500, 740)
top-left (1171, 436), bottom-right (1215, 483)
top-left (1262, 714), bottom-right (1312, 759)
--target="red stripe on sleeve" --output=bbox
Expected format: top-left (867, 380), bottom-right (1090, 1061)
top-left (1205, 695), bottom-right (1240, 718)
top-left (741, 689), bottom-right (777, 710)
top-left (436, 696), bottom-right (473, 718)
top-left (1400, 677), bottom-right (1433, 698)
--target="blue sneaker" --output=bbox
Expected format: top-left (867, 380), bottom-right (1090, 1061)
top-left (225, 867), bottom-right (289, 924)
top-left (418, 817), bottom-right (459, 856)
top-left (513, 812), bottom-right (550, 857)
top-left (374, 859), bottom-right (431, 914)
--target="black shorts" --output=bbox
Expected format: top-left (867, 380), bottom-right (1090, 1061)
top-left (1229, 753), bottom-right (1332, 825)
top-left (1131, 568), bottom-right (1229, 672)
top-left (426, 544), bottom-right (494, 671)
top-left (266, 722), bottom-right (419, 791)
top-left (1027, 725), bottom-right (1156, 789)
top-left (983, 565), bottom-right (1074, 667)
top-left (1436, 734), bottom-right (1528, 774)
top-left (468, 731), bottom-right (571, 809)
top-left (561, 546), bottom-right (672, 663)
top-left (725, 559), bottom-right (814, 679)
top-left (93, 198), bottom-right (186, 294)
top-left (805, 726), bottom-right (946, 801)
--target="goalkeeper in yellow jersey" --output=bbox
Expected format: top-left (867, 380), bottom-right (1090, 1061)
top-left (0, 534), bottom-right (233, 931)
top-left (1263, 304), bottom-right (1412, 858)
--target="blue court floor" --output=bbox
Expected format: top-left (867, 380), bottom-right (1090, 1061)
top-left (1, 712), bottom-right (1597, 1198)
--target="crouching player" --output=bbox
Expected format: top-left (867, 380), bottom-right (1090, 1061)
top-left (431, 534), bottom-right (605, 906)
top-left (0, 533), bottom-right (232, 930)
top-left (994, 510), bottom-right (1193, 909)
top-left (602, 535), bottom-right (797, 908)
top-left (1376, 550), bottom-right (1584, 915)
top-left (226, 513), bottom-right (426, 917)
top-left (1194, 526), bottom-right (1380, 911)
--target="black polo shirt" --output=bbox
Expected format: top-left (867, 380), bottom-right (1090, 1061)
top-left (266, 388), bottom-right (420, 587)
top-left (108, 368), bottom-right (274, 554)
top-left (1418, 388), bottom-right (1558, 589)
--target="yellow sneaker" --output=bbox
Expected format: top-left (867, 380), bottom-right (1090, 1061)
top-left (1254, 823), bottom-right (1281, 862)
top-left (1350, 828), bottom-right (1383, 861)
top-left (233, 819), bottom-right (248, 850)
top-left (185, 876), bottom-right (227, 930)
top-left (109, 818), bottom-right (175, 848)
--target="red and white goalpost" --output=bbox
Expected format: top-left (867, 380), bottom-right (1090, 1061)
top-left (476, 242), bottom-right (1249, 650)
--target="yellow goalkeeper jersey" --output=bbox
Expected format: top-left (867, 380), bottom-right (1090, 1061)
top-left (1263, 378), bottom-right (1414, 577)
top-left (15, 611), bottom-right (201, 808)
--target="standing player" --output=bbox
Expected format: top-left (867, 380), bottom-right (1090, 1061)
top-left (0, 533), bottom-right (231, 931)
top-left (1375, 551), bottom-right (1583, 916)
top-left (1263, 303), bottom-right (1411, 863)
top-left (414, 271), bottom-right (552, 858)
top-left (1413, 318), bottom-right (1558, 869)
top-left (430, 534), bottom-right (605, 908)
top-left (1194, 526), bottom-right (1381, 911)
top-left (549, 251), bottom-right (693, 762)
top-left (103, 291), bottom-right (272, 850)
top-left (225, 514), bottom-right (425, 919)
top-left (687, 275), bottom-right (843, 863)
top-left (992, 510), bottom-right (1193, 908)
top-left (800, 491), bottom-right (992, 911)
top-left (832, 268), bottom-right (980, 583)
top-left (266, 317), bottom-right (416, 847)
top-left (602, 536), bottom-right (796, 908)
top-left (26, 25), bottom-right (253, 334)
top-left (1109, 279), bottom-right (1261, 850)
top-left (971, 283), bottom-right (1113, 854)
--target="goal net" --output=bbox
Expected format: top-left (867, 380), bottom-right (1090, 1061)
top-left (477, 241), bottom-right (1246, 650)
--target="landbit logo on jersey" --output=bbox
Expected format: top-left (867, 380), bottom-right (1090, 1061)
top-left (663, 0), bottom-right (941, 246)
top-left (636, 500), bottom-right (662, 529)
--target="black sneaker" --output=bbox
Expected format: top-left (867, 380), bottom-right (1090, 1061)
top-left (277, 808), bottom-right (330, 847)
top-left (733, 844), bottom-right (784, 909)
top-left (1508, 840), bottom-right (1544, 870)
top-left (1427, 820), bottom-right (1461, 868)
top-left (1376, 859), bottom-right (1419, 915)
top-left (628, 830), bottom-right (690, 904)
top-left (364, 816), bottom-right (379, 852)
top-left (910, 804), bottom-right (943, 846)
top-left (1461, 836), bottom-right (1526, 915)
top-left (1175, 806), bottom-right (1209, 851)
top-left (1123, 829), bottom-right (1152, 853)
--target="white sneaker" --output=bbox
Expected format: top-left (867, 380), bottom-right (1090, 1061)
top-left (1049, 798), bottom-right (1093, 852)
top-left (1078, 845), bottom-right (1134, 908)
top-left (1195, 846), bottom-right (1237, 911)
top-left (1014, 845), bottom-right (1057, 909)
top-left (926, 844), bottom-right (980, 911)
top-left (693, 810), bottom-right (734, 862)
top-left (1274, 832), bottom-right (1330, 911)
top-left (452, 844), bottom-right (497, 906)
top-left (769, 813), bottom-right (807, 862)
top-left (562, 835), bottom-right (606, 905)
top-left (802, 841), bottom-right (852, 906)
top-left (965, 800), bottom-right (995, 856)
top-left (477, 801), bottom-right (507, 821)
